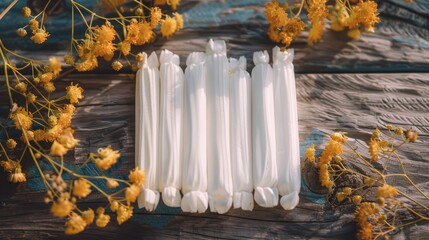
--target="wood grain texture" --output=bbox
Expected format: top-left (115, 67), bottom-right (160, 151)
top-left (2, 73), bottom-right (429, 239)
top-left (1, 0), bottom-right (429, 239)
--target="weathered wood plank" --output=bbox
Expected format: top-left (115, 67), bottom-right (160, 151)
top-left (1, 72), bottom-right (429, 238)
top-left (1, 0), bottom-right (428, 73)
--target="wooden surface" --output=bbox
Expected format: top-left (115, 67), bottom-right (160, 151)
top-left (1, 0), bottom-right (429, 239)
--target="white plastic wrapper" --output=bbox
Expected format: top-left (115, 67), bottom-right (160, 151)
top-left (135, 52), bottom-right (160, 211)
top-left (229, 56), bottom-right (253, 211)
top-left (206, 39), bottom-right (233, 214)
top-left (251, 50), bottom-right (279, 208)
top-left (273, 47), bottom-right (301, 210)
top-left (159, 50), bottom-right (184, 207)
top-left (181, 52), bottom-right (208, 213)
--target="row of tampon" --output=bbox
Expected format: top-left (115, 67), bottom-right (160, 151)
top-left (135, 39), bottom-right (300, 214)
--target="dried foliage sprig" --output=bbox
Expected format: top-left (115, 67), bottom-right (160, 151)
top-left (1, 0), bottom-right (182, 235)
top-left (305, 125), bottom-right (428, 239)
top-left (265, 0), bottom-right (412, 48)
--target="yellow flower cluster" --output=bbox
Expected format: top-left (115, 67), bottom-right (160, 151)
top-left (265, 0), bottom-right (385, 47)
top-left (316, 132), bottom-right (347, 188)
top-left (305, 125), bottom-right (423, 240)
top-left (330, 0), bottom-right (380, 40)
top-left (94, 146), bottom-right (121, 170)
top-left (265, 0), bottom-right (305, 47)
top-left (0, 160), bottom-right (26, 183)
top-left (307, 0), bottom-right (328, 45)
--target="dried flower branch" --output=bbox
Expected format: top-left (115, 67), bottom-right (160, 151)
top-left (305, 125), bottom-right (428, 239)
top-left (1, 0), bottom-right (183, 235)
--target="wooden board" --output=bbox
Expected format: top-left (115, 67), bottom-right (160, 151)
top-left (1, 0), bottom-right (429, 239)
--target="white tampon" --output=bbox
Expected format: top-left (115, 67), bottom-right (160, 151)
top-left (159, 50), bottom-right (184, 207)
top-left (273, 47), bottom-right (300, 210)
top-left (251, 50), bottom-right (279, 208)
top-left (136, 52), bottom-right (161, 211)
top-left (181, 52), bottom-right (208, 213)
top-left (229, 56), bottom-right (253, 211)
top-left (206, 39), bottom-right (233, 214)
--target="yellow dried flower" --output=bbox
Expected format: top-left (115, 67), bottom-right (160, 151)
top-left (72, 179), bottom-right (92, 199)
top-left (51, 198), bottom-right (74, 218)
top-left (16, 28), bottom-right (27, 37)
top-left (110, 201), bottom-right (119, 212)
top-left (126, 21), bottom-right (154, 46)
top-left (8, 167), bottom-right (27, 183)
top-left (15, 82), bottom-right (27, 93)
top-left (368, 139), bottom-right (380, 161)
top-left (347, 28), bottom-right (361, 40)
top-left (0, 160), bottom-right (17, 172)
top-left (65, 212), bottom-right (87, 235)
top-left (168, 0), bottom-right (181, 10)
top-left (11, 107), bottom-right (33, 130)
top-left (336, 192), bottom-right (346, 202)
top-left (50, 141), bottom-right (68, 156)
top-left (66, 83), bottom-right (84, 103)
top-left (64, 55), bottom-right (75, 65)
top-left (94, 24), bottom-right (116, 43)
top-left (265, 0), bottom-right (288, 28)
top-left (30, 29), bottom-right (50, 44)
top-left (128, 167), bottom-right (145, 186)
top-left (406, 128), bottom-right (418, 142)
top-left (21, 7), bottom-right (31, 18)
top-left (34, 129), bottom-right (45, 142)
top-left (94, 146), bottom-right (121, 170)
top-left (29, 19), bottom-right (39, 31)
top-left (306, 144), bottom-right (316, 162)
top-left (40, 72), bottom-right (54, 83)
top-left (160, 16), bottom-right (177, 38)
top-left (343, 187), bottom-right (353, 196)
top-left (48, 115), bottom-right (58, 127)
top-left (376, 184), bottom-right (398, 198)
top-left (106, 178), bottom-right (119, 188)
top-left (95, 212), bottom-right (110, 227)
top-left (150, 7), bottom-right (162, 27)
top-left (47, 57), bottom-right (62, 76)
top-left (135, 7), bottom-right (143, 16)
top-left (125, 184), bottom-right (141, 203)
top-left (136, 53), bottom-right (144, 62)
top-left (57, 129), bottom-right (79, 149)
top-left (112, 61), bottom-right (123, 71)
top-left (116, 205), bottom-right (133, 225)
top-left (76, 55), bottom-right (98, 72)
top-left (81, 209), bottom-right (95, 225)
top-left (6, 139), bottom-right (17, 149)
top-left (352, 195), bottom-right (362, 205)
top-left (118, 41), bottom-right (131, 56)
top-left (174, 13), bottom-right (184, 30)
top-left (27, 92), bottom-right (37, 103)
top-left (43, 82), bottom-right (56, 93)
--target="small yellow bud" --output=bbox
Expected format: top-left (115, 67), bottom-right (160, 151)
top-left (6, 139), bottom-right (17, 149)
top-left (135, 7), bottom-right (143, 16)
top-left (64, 55), bottom-right (75, 65)
top-left (352, 195), bottom-right (362, 205)
top-left (386, 124), bottom-right (393, 130)
top-left (347, 29), bottom-right (361, 40)
top-left (136, 53), bottom-right (144, 62)
top-left (16, 28), bottom-right (27, 37)
top-left (112, 61), bottom-right (123, 71)
top-left (343, 187), bottom-right (352, 196)
top-left (336, 192), bottom-right (346, 202)
top-left (21, 7), bottom-right (31, 18)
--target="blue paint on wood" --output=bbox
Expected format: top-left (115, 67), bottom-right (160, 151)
top-left (299, 129), bottom-right (327, 204)
top-left (132, 202), bottom-right (181, 229)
